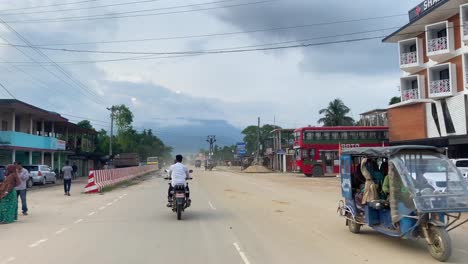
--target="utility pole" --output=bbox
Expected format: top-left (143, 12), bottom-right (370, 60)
top-left (206, 135), bottom-right (216, 159)
top-left (256, 117), bottom-right (261, 163)
top-left (107, 106), bottom-right (116, 157)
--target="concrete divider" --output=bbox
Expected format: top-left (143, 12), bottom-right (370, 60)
top-left (84, 165), bottom-right (158, 193)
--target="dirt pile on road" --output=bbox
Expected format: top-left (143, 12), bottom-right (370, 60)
top-left (243, 165), bottom-right (272, 173)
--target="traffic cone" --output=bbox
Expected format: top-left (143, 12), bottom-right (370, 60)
top-left (84, 170), bottom-right (99, 193)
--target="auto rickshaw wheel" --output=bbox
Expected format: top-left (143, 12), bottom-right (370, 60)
top-left (427, 226), bottom-right (452, 262)
top-left (347, 219), bottom-right (361, 234)
top-left (312, 166), bottom-right (323, 177)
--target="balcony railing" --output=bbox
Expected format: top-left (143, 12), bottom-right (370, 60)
top-left (464, 23), bottom-right (468, 37)
top-left (400, 52), bottom-right (417, 65)
top-left (401, 88), bottom-right (419, 101)
top-left (429, 79), bottom-right (451, 95)
top-left (428, 37), bottom-right (448, 52)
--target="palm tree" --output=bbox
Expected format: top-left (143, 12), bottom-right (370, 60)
top-left (318, 99), bottom-right (355, 126)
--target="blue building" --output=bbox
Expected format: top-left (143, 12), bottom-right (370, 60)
top-left (0, 99), bottom-right (98, 175)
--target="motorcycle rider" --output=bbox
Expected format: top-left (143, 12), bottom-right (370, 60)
top-left (167, 154), bottom-right (191, 207)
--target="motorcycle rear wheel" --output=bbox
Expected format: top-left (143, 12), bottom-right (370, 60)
top-left (177, 204), bottom-right (183, 220)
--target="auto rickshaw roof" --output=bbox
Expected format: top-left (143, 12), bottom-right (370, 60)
top-left (341, 145), bottom-right (444, 157)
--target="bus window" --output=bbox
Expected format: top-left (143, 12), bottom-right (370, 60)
top-left (368, 131), bottom-right (377, 139)
top-left (315, 132), bottom-right (322, 140)
top-left (306, 132), bottom-right (313, 141)
top-left (349, 131), bottom-right (358, 140)
top-left (295, 149), bottom-right (301, 160)
top-left (340, 132), bottom-right (349, 140)
top-left (331, 132), bottom-right (339, 140)
top-left (295, 132), bottom-right (301, 141)
top-left (301, 149), bottom-right (309, 159)
top-left (309, 148), bottom-right (316, 159)
top-left (358, 131), bottom-right (368, 139)
top-left (323, 132), bottom-right (330, 140)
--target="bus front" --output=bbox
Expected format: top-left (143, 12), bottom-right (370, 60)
top-left (294, 129), bottom-right (316, 176)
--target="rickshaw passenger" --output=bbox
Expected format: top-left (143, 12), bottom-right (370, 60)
top-left (360, 158), bottom-right (379, 204)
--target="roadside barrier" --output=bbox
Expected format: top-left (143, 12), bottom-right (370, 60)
top-left (84, 165), bottom-right (158, 193)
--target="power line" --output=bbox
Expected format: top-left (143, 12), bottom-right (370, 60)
top-left (0, 81), bottom-right (16, 99)
top-left (5, 0), bottom-right (277, 23)
top-left (0, 18), bottom-right (106, 104)
top-left (0, 0), bottom-right (102, 12)
top-left (61, 113), bottom-right (110, 124)
top-left (0, 0), bottom-right (170, 16)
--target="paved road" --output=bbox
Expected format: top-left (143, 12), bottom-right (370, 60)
top-left (1, 169), bottom-right (468, 264)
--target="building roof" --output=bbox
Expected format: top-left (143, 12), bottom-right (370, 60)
top-left (360, 109), bottom-right (387, 116)
top-left (383, 0), bottom-right (464, 43)
top-left (0, 99), bottom-right (97, 134)
top-left (0, 99), bottom-right (68, 122)
top-left (295, 126), bottom-right (388, 132)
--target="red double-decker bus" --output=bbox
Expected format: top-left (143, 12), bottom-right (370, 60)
top-left (293, 126), bottom-right (389, 177)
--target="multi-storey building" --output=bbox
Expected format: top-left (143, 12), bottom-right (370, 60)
top-left (384, 0), bottom-right (468, 157)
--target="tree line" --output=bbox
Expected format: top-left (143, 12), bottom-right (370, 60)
top-left (77, 105), bottom-right (173, 163)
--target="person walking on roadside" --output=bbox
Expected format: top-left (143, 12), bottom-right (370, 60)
top-left (15, 162), bottom-right (29, 216)
top-left (72, 162), bottom-right (78, 180)
top-left (62, 161), bottom-right (73, 196)
top-left (0, 165), bottom-right (20, 224)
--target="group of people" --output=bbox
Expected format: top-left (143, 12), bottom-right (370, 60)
top-left (0, 161), bottom-right (76, 224)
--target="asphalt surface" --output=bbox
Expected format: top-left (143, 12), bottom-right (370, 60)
top-left (1, 168), bottom-right (468, 264)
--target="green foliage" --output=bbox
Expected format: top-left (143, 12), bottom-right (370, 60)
top-left (80, 105), bottom-right (172, 162)
top-left (76, 120), bottom-right (93, 130)
top-left (112, 104), bottom-right (134, 133)
top-left (318, 98), bottom-right (355, 126)
top-left (389, 96), bottom-right (401, 105)
top-left (241, 124), bottom-right (280, 155)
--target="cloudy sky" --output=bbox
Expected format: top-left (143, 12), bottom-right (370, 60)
top-left (0, 0), bottom-right (423, 133)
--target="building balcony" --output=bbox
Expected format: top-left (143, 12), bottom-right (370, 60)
top-left (461, 4), bottom-right (468, 45)
top-left (425, 21), bottom-right (455, 61)
top-left (0, 131), bottom-right (66, 151)
top-left (428, 63), bottom-right (457, 99)
top-left (400, 75), bottom-right (425, 102)
top-left (401, 88), bottom-right (420, 101)
top-left (398, 38), bottom-right (424, 73)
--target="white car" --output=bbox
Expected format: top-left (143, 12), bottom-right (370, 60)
top-left (452, 159), bottom-right (468, 180)
top-left (23, 165), bottom-right (57, 185)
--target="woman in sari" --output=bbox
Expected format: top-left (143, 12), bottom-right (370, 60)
top-left (0, 165), bottom-right (20, 224)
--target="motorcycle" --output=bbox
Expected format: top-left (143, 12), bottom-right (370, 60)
top-left (164, 169), bottom-right (193, 220)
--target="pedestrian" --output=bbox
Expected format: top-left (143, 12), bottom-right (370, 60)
top-left (72, 162), bottom-right (78, 180)
top-left (0, 165), bottom-right (20, 224)
top-left (62, 161), bottom-right (73, 196)
top-left (15, 162), bottom-right (29, 216)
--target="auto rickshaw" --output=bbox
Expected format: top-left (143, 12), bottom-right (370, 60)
top-left (337, 146), bottom-right (468, 262)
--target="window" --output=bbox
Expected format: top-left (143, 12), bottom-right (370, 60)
top-left (331, 132), bottom-right (339, 140)
top-left (439, 69), bottom-right (449, 80)
top-left (315, 132), bottom-right (323, 140)
top-left (368, 131), bottom-right (377, 139)
top-left (302, 149), bottom-right (309, 159)
top-left (348, 131), bottom-right (358, 139)
top-left (437, 28), bottom-right (447, 38)
top-left (309, 149), bottom-right (316, 159)
top-left (411, 79), bottom-right (418, 89)
top-left (322, 132), bottom-right (330, 140)
top-left (358, 131), bottom-right (367, 139)
top-left (340, 132), bottom-right (349, 140)
top-left (306, 132), bottom-right (313, 141)
top-left (409, 44), bottom-right (417, 52)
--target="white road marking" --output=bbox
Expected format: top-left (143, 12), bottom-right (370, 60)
top-left (233, 243), bottom-right (251, 264)
top-left (123, 193), bottom-right (128, 196)
top-left (1, 257), bottom-right (16, 264)
top-left (99, 206), bottom-right (106, 210)
top-left (55, 228), bottom-right (68, 235)
top-left (29, 239), bottom-right (48, 248)
top-left (74, 219), bottom-right (83, 224)
top-left (107, 202), bottom-right (113, 206)
top-left (208, 201), bottom-right (216, 210)
top-left (88, 212), bottom-right (96, 216)
top-left (118, 195), bottom-right (124, 199)
top-left (456, 248), bottom-right (468, 255)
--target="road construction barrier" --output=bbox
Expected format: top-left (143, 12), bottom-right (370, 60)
top-left (84, 165), bottom-right (158, 193)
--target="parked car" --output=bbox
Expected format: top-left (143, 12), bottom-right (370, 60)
top-left (452, 159), bottom-right (468, 180)
top-left (23, 165), bottom-right (57, 185)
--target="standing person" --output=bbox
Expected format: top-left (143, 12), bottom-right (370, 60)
top-left (0, 165), bottom-right (20, 224)
top-left (15, 162), bottom-right (29, 216)
top-left (62, 161), bottom-right (73, 196)
top-left (72, 162), bottom-right (78, 180)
